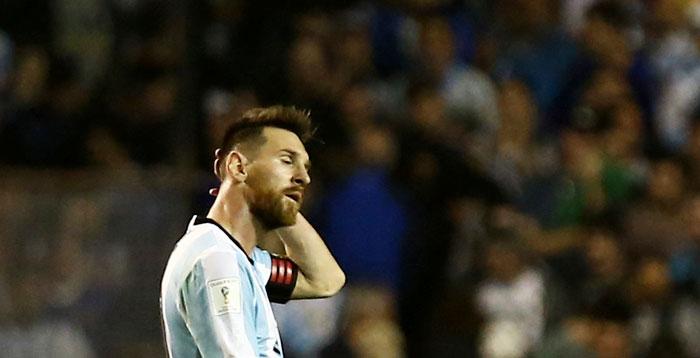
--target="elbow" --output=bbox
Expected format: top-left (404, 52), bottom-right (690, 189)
top-left (317, 268), bottom-right (346, 298)
top-left (331, 269), bottom-right (346, 295)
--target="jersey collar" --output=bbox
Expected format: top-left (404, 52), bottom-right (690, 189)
top-left (192, 215), bottom-right (254, 264)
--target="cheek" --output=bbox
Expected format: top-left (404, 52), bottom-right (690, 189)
top-left (247, 167), bottom-right (275, 189)
top-left (255, 162), bottom-right (290, 183)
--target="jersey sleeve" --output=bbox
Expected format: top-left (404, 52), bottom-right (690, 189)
top-left (180, 250), bottom-right (257, 357)
top-left (252, 247), bottom-right (298, 304)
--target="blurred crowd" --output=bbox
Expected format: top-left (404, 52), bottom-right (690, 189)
top-left (1, 0), bottom-right (700, 357)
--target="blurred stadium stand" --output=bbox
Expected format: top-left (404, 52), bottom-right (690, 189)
top-left (2, 0), bottom-right (700, 357)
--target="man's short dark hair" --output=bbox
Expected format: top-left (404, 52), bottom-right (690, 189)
top-left (586, 0), bottom-right (634, 30)
top-left (216, 105), bottom-right (313, 177)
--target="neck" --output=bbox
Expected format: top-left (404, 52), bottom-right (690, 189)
top-left (207, 185), bottom-right (268, 256)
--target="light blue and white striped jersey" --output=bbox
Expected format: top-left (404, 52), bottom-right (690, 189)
top-left (161, 216), bottom-right (283, 357)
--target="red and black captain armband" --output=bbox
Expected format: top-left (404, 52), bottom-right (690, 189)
top-left (266, 254), bottom-right (299, 303)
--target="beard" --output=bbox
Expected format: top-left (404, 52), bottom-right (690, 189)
top-left (245, 182), bottom-right (299, 230)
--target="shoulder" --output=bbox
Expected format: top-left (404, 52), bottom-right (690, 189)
top-left (196, 247), bottom-right (246, 269)
top-left (170, 224), bottom-right (248, 281)
top-left (182, 247), bottom-right (253, 298)
top-left (179, 222), bottom-right (242, 259)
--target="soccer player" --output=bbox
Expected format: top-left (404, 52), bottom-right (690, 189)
top-left (160, 106), bottom-right (345, 357)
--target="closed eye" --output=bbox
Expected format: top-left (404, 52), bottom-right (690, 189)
top-left (281, 156), bottom-right (293, 165)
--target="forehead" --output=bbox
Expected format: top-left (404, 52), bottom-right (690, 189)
top-left (259, 127), bottom-right (309, 158)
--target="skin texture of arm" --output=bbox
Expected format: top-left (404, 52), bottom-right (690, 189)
top-left (264, 213), bottom-right (345, 299)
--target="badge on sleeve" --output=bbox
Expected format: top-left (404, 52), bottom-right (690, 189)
top-left (207, 277), bottom-right (241, 315)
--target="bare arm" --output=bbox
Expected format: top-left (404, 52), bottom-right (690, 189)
top-left (209, 186), bottom-right (345, 299)
top-left (268, 213), bottom-right (345, 299)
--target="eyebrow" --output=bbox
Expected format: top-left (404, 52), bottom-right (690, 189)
top-left (279, 149), bottom-right (311, 169)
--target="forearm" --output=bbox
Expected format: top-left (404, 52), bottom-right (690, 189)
top-left (275, 213), bottom-right (345, 298)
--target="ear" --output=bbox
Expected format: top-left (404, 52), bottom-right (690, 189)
top-left (213, 148), bottom-right (223, 180)
top-left (225, 150), bottom-right (249, 183)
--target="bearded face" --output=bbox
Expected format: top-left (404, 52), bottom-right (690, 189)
top-left (234, 127), bottom-right (310, 229)
top-left (245, 172), bottom-right (300, 229)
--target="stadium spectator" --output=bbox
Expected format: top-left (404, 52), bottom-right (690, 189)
top-left (623, 157), bottom-right (690, 256)
top-left (476, 233), bottom-right (546, 357)
top-left (320, 124), bottom-right (407, 289)
top-left (0, 270), bottom-right (95, 358)
top-left (650, 0), bottom-right (700, 153)
top-left (321, 284), bottom-right (405, 358)
top-left (682, 107), bottom-right (700, 190)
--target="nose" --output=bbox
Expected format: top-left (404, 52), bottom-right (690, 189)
top-left (293, 167), bottom-right (311, 187)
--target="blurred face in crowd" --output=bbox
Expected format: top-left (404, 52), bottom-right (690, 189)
top-left (581, 17), bottom-right (631, 69)
top-left (9, 272), bottom-right (47, 326)
top-left (409, 87), bottom-right (446, 131)
top-left (288, 36), bottom-right (331, 98)
top-left (355, 126), bottom-right (397, 168)
top-left (50, 236), bottom-right (85, 281)
top-left (604, 99), bottom-right (643, 159)
top-left (582, 69), bottom-right (630, 110)
top-left (335, 27), bottom-right (373, 77)
top-left (13, 47), bottom-right (49, 104)
top-left (648, 160), bottom-right (685, 205)
top-left (242, 127), bottom-right (311, 229)
top-left (631, 258), bottom-right (671, 304)
top-left (586, 230), bottom-right (625, 280)
top-left (340, 83), bottom-right (375, 129)
top-left (561, 128), bottom-right (604, 181)
top-left (484, 243), bottom-right (525, 282)
top-left (497, 0), bottom-right (556, 35)
top-left (688, 120), bottom-right (700, 159)
top-left (419, 16), bottom-right (455, 76)
top-left (563, 315), bottom-right (597, 350)
top-left (686, 195), bottom-right (700, 240)
top-left (649, 0), bottom-right (688, 32)
top-left (344, 285), bottom-right (404, 358)
top-left (595, 320), bottom-right (631, 358)
top-left (497, 80), bottom-right (536, 152)
top-left (0, 192), bottom-right (23, 275)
